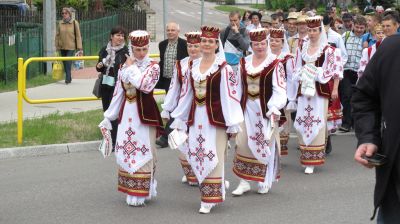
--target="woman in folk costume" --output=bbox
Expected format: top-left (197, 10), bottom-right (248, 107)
top-left (99, 30), bottom-right (162, 206)
top-left (268, 28), bottom-right (296, 156)
top-left (161, 32), bottom-right (202, 186)
top-left (358, 24), bottom-right (385, 79)
top-left (231, 28), bottom-right (287, 196)
top-left (170, 25), bottom-right (244, 214)
top-left (293, 16), bottom-right (343, 174)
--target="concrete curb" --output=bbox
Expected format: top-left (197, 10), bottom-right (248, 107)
top-left (0, 132), bottom-right (355, 160)
top-left (0, 140), bottom-right (100, 160)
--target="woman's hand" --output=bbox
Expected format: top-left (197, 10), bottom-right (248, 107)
top-left (125, 54), bottom-right (135, 66)
top-left (331, 88), bottom-right (339, 100)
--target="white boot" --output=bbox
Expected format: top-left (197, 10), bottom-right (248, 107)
top-left (181, 175), bottom-right (187, 183)
top-left (257, 184), bottom-right (270, 194)
top-left (231, 179), bottom-right (251, 196)
top-left (199, 204), bottom-right (212, 214)
top-left (304, 166), bottom-right (314, 174)
top-left (126, 195), bottom-right (132, 205)
top-left (225, 180), bottom-right (230, 190)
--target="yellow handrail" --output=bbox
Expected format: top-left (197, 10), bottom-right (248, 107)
top-left (17, 54), bottom-right (162, 144)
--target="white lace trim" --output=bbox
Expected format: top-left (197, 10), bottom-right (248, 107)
top-left (301, 42), bottom-right (329, 64)
top-left (191, 56), bottom-right (225, 82)
top-left (244, 53), bottom-right (276, 74)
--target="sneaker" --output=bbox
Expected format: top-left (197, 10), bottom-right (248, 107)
top-left (304, 166), bottom-right (314, 174)
top-left (181, 175), bottom-right (187, 183)
top-left (232, 179), bottom-right (251, 196)
top-left (338, 126), bottom-right (350, 132)
top-left (199, 205), bottom-right (212, 214)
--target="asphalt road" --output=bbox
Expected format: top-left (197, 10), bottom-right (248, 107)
top-left (0, 135), bottom-right (375, 224)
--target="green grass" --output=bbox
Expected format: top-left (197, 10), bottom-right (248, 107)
top-left (0, 73), bottom-right (56, 93)
top-left (0, 109), bottom-right (104, 148)
top-left (250, 4), bottom-right (267, 10)
top-left (214, 5), bottom-right (246, 15)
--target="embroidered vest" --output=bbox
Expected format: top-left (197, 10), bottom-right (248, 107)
top-left (240, 58), bottom-right (280, 119)
top-left (187, 62), bottom-right (227, 128)
top-left (299, 45), bottom-right (332, 98)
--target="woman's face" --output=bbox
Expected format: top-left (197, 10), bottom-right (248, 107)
top-left (187, 43), bottom-right (201, 59)
top-left (61, 10), bottom-right (70, 20)
top-left (251, 40), bottom-right (267, 55)
top-left (200, 38), bottom-right (218, 55)
top-left (269, 38), bottom-right (283, 53)
top-left (110, 33), bottom-right (125, 46)
top-left (133, 45), bottom-right (149, 60)
top-left (307, 27), bottom-right (321, 42)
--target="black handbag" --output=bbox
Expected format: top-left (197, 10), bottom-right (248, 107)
top-left (92, 74), bottom-right (102, 98)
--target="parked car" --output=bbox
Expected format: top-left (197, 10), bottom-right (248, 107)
top-left (0, 0), bottom-right (30, 13)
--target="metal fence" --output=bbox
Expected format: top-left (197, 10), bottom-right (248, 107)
top-left (0, 8), bottom-right (147, 84)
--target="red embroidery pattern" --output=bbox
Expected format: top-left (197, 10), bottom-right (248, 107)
top-left (296, 105), bottom-right (322, 138)
top-left (300, 144), bottom-right (325, 165)
top-left (118, 169), bottom-right (151, 196)
top-left (180, 159), bottom-right (199, 184)
top-left (249, 118), bottom-right (270, 158)
top-left (188, 127), bottom-right (216, 176)
top-left (233, 154), bottom-right (267, 182)
top-left (115, 127), bottom-right (150, 168)
top-left (200, 178), bottom-right (223, 203)
top-left (277, 63), bottom-right (286, 88)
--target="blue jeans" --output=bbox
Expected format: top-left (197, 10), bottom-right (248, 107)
top-left (60, 50), bottom-right (75, 83)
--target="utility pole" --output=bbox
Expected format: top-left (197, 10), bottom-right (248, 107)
top-left (163, 0), bottom-right (167, 40)
top-left (43, 0), bottom-right (56, 74)
top-left (201, 0), bottom-right (204, 26)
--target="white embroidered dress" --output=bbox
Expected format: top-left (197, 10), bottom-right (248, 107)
top-left (239, 53), bottom-right (287, 187)
top-left (293, 43), bottom-right (343, 146)
top-left (171, 57), bottom-right (244, 184)
top-left (104, 56), bottom-right (160, 174)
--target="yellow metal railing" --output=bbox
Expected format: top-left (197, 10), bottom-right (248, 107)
top-left (17, 54), bottom-right (162, 144)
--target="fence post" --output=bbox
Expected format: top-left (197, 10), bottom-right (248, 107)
top-left (17, 58), bottom-right (24, 144)
top-left (2, 35), bottom-right (7, 84)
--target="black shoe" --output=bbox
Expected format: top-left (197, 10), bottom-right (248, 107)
top-left (156, 137), bottom-right (168, 148)
top-left (339, 126), bottom-right (350, 132)
top-left (325, 136), bottom-right (332, 155)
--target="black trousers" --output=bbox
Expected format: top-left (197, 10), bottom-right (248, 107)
top-left (101, 84), bottom-right (118, 146)
top-left (339, 70), bottom-right (358, 129)
top-left (377, 172), bottom-right (400, 223)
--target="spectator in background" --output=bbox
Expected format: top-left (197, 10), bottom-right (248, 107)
top-left (157, 22), bottom-right (188, 148)
top-left (382, 13), bottom-right (400, 37)
top-left (333, 17), bottom-right (344, 34)
top-left (55, 7), bottom-right (83, 84)
top-left (362, 13), bottom-right (382, 48)
top-left (342, 13), bottom-right (354, 33)
top-left (157, 22), bottom-right (188, 93)
top-left (221, 11), bottom-right (250, 74)
top-left (323, 14), bottom-right (348, 66)
top-left (271, 14), bottom-right (282, 29)
top-left (376, 5), bottom-right (385, 15)
top-left (260, 14), bottom-right (273, 30)
top-left (339, 15), bottom-right (367, 133)
top-left (241, 10), bottom-right (251, 27)
top-left (96, 26), bottom-right (129, 148)
top-left (285, 12), bottom-right (298, 38)
top-left (246, 11), bottom-right (262, 32)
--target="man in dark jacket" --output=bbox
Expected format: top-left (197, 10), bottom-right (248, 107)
top-left (157, 22), bottom-right (188, 148)
top-left (220, 11), bottom-right (250, 74)
top-left (352, 34), bottom-right (400, 223)
top-left (157, 22), bottom-right (188, 92)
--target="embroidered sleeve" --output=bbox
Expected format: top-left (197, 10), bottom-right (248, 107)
top-left (357, 48), bottom-right (369, 78)
top-left (220, 64), bottom-right (244, 132)
top-left (170, 70), bottom-right (193, 124)
top-left (267, 62), bottom-right (287, 114)
top-left (285, 57), bottom-right (298, 111)
top-left (317, 47), bottom-right (341, 84)
top-left (122, 63), bottom-right (160, 94)
top-left (104, 71), bottom-right (125, 121)
top-left (161, 62), bottom-right (181, 118)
